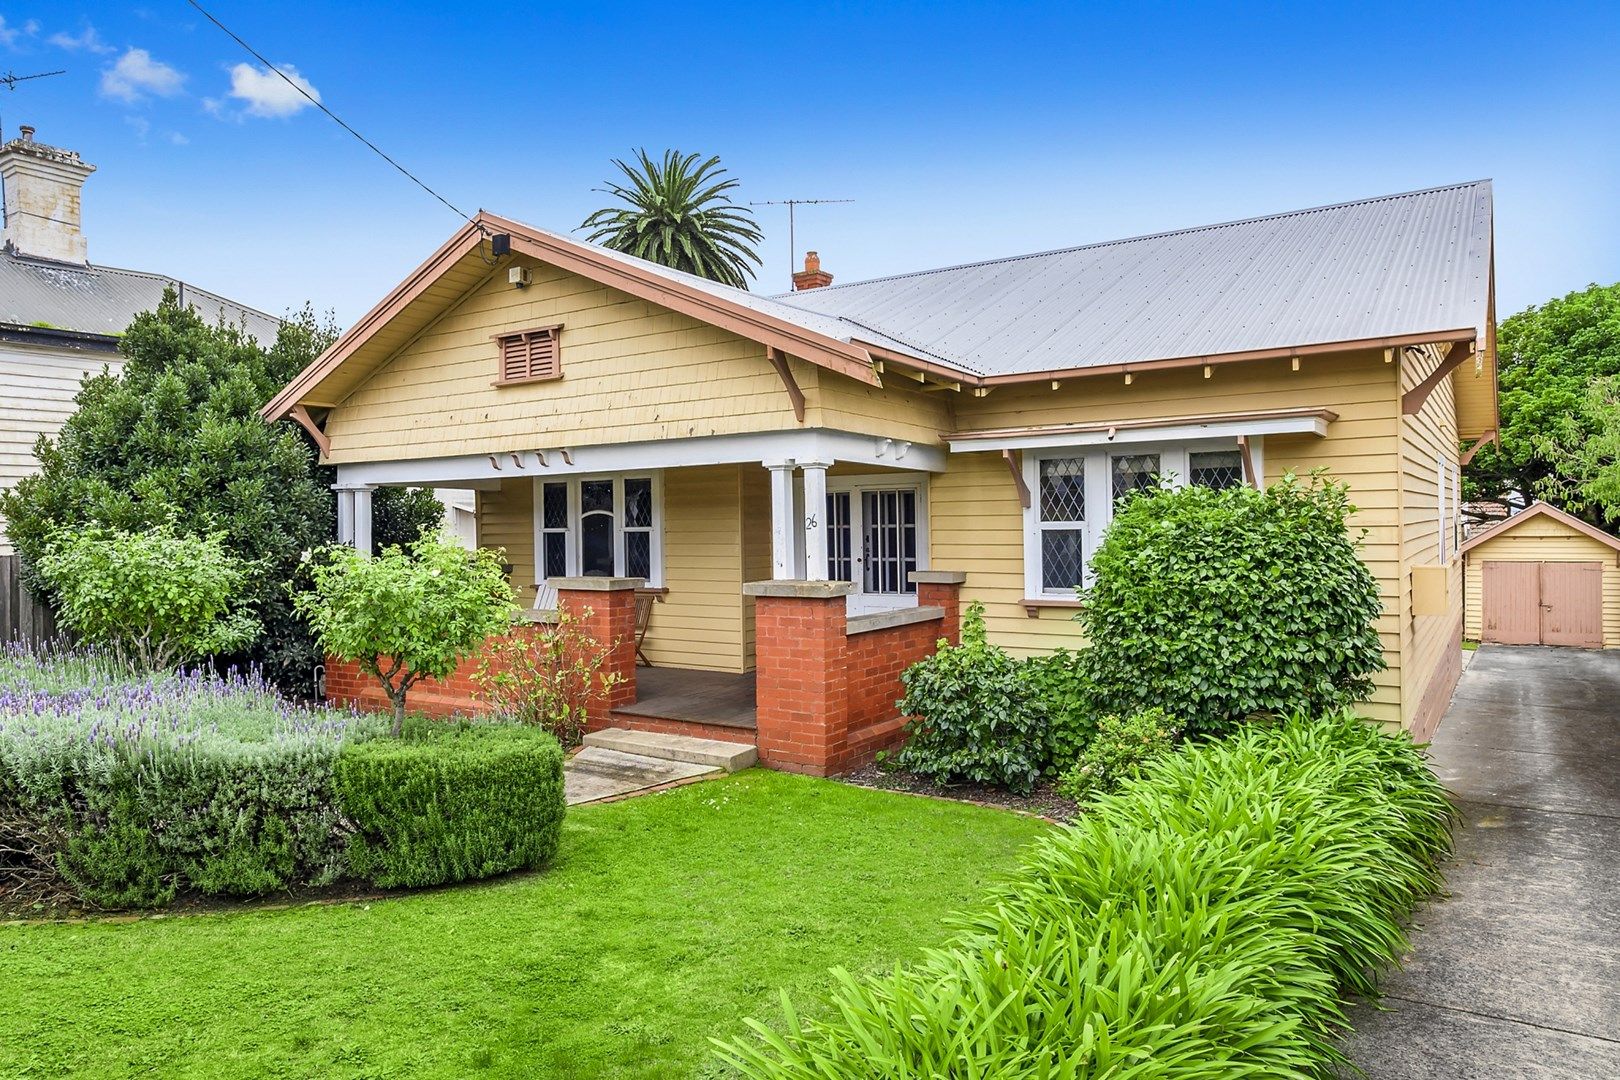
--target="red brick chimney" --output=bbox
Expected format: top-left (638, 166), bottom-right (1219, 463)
top-left (792, 250), bottom-right (833, 291)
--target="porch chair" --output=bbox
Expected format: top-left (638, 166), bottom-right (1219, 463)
top-left (634, 589), bottom-right (658, 666)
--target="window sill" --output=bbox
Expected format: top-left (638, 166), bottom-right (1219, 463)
top-left (491, 374), bottom-right (563, 387)
top-left (1022, 597), bottom-right (1084, 618)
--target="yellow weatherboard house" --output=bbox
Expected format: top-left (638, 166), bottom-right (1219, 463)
top-left (267, 182), bottom-right (1497, 772)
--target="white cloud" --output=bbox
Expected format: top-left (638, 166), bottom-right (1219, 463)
top-left (101, 47), bottom-right (185, 103)
top-left (167, 131), bottom-right (188, 146)
top-left (0, 15), bottom-right (40, 47)
top-left (225, 61), bottom-right (320, 118)
top-left (124, 115), bottom-right (151, 141)
top-left (49, 25), bottom-right (115, 54)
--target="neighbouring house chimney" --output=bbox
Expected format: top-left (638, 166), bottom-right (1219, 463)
top-left (792, 250), bottom-right (834, 291)
top-left (1, 124), bottom-right (95, 264)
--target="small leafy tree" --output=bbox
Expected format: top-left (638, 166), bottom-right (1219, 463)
top-left (35, 524), bottom-right (260, 672)
top-left (471, 606), bottom-right (624, 747)
top-left (295, 535), bottom-right (515, 736)
top-left (1079, 473), bottom-right (1385, 736)
top-left (895, 602), bottom-right (1047, 793)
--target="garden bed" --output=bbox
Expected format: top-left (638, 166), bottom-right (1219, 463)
top-left (0, 645), bottom-right (565, 912)
top-left (840, 763), bottom-right (1079, 822)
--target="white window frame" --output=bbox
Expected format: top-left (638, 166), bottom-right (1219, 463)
top-left (1021, 437), bottom-right (1262, 600)
top-left (532, 471), bottom-right (665, 587)
top-left (1438, 455), bottom-right (1452, 563)
top-left (800, 472), bottom-right (930, 594)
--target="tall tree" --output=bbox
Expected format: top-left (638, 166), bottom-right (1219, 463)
top-left (580, 149), bottom-right (763, 288)
top-left (1466, 281), bottom-right (1620, 531)
top-left (0, 292), bottom-right (442, 691)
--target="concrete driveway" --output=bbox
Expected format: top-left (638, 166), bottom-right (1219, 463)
top-left (1342, 646), bottom-right (1620, 1077)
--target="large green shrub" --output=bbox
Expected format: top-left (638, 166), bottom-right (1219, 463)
top-left (334, 719), bottom-right (565, 889)
top-left (895, 602), bottom-right (1047, 793)
top-left (714, 714), bottom-right (1453, 1077)
top-left (1080, 473), bottom-right (1385, 736)
top-left (295, 534), bottom-right (517, 736)
top-left (36, 523), bottom-right (261, 672)
top-left (0, 294), bottom-right (442, 692)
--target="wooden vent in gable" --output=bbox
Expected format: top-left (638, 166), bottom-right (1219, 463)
top-left (493, 325), bottom-right (563, 385)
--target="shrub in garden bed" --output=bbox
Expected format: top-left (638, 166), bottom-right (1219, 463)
top-left (895, 602), bottom-right (1048, 793)
top-left (336, 717), bottom-right (565, 888)
top-left (715, 713), bottom-right (1453, 1077)
top-left (1, 655), bottom-right (566, 909)
top-left (1057, 706), bottom-right (1180, 802)
top-left (1079, 473), bottom-right (1386, 737)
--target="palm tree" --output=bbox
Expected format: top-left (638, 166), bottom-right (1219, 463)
top-left (580, 150), bottom-right (763, 289)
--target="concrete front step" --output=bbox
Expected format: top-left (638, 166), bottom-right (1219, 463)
top-left (564, 746), bottom-right (720, 805)
top-left (583, 727), bottom-right (758, 772)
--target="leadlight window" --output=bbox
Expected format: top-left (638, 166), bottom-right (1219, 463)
top-left (1111, 453), bottom-right (1161, 500)
top-left (1038, 457), bottom-right (1086, 592)
top-left (534, 475), bottom-right (661, 585)
top-left (1190, 450), bottom-right (1244, 490)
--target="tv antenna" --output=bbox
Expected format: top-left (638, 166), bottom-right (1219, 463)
top-left (749, 197), bottom-right (854, 285)
top-left (1, 69), bottom-right (67, 92)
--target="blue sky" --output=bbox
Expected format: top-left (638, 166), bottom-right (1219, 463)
top-left (2, 2), bottom-right (1617, 326)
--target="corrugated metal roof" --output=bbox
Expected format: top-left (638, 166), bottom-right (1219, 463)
top-left (0, 252), bottom-right (283, 345)
top-left (767, 180), bottom-right (1494, 377)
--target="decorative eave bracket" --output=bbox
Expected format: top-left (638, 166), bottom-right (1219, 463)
top-left (1402, 339), bottom-right (1475, 416)
top-left (1003, 448), bottom-right (1031, 509)
top-left (767, 346), bottom-right (807, 423)
top-left (288, 404), bottom-right (331, 456)
top-left (1459, 430), bottom-right (1498, 467)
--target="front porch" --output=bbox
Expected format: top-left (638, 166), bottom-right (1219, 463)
top-left (611, 666), bottom-right (758, 745)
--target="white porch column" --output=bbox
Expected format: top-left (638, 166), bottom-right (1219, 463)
top-left (800, 459), bottom-right (832, 581)
top-left (334, 485), bottom-right (356, 546)
top-left (766, 461), bottom-right (799, 579)
top-left (352, 485), bottom-right (374, 556)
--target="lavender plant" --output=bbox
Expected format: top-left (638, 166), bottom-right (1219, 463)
top-left (0, 654), bottom-right (385, 907)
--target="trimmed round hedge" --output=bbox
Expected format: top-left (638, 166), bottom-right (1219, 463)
top-left (336, 718), bottom-right (566, 889)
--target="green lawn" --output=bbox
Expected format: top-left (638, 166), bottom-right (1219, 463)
top-left (1, 770), bottom-right (1048, 1079)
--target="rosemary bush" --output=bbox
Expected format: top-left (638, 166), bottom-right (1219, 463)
top-left (714, 713), bottom-right (1453, 1078)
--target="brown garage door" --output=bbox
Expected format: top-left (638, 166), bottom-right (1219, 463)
top-left (1481, 560), bottom-right (1604, 648)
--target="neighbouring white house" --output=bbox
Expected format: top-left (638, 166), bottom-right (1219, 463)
top-left (0, 124), bottom-right (476, 554)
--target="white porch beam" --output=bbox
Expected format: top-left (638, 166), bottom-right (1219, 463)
top-left (767, 462), bottom-right (799, 580)
top-left (332, 428), bottom-right (948, 488)
top-left (800, 459), bottom-right (832, 581)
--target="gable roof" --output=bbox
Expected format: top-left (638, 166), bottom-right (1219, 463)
top-left (1460, 501), bottom-right (1620, 556)
top-left (265, 181), bottom-right (1494, 420)
top-left (1, 250), bottom-right (283, 345)
top-left (773, 180), bottom-right (1494, 379)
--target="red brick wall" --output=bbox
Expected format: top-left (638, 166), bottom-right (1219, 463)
top-left (753, 584), bottom-right (961, 776)
top-left (326, 586), bottom-right (640, 725)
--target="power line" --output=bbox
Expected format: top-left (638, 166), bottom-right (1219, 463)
top-left (184, 0), bottom-right (470, 223)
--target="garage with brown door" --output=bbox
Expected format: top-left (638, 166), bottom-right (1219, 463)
top-left (1462, 501), bottom-right (1620, 649)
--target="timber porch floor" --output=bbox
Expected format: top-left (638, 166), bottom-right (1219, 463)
top-left (615, 666), bottom-right (758, 730)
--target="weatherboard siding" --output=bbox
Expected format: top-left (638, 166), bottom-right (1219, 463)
top-left (1397, 344), bottom-right (1466, 735)
top-left (318, 257), bottom-right (940, 463)
top-left (0, 342), bottom-right (119, 554)
top-left (933, 349), bottom-right (1405, 726)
